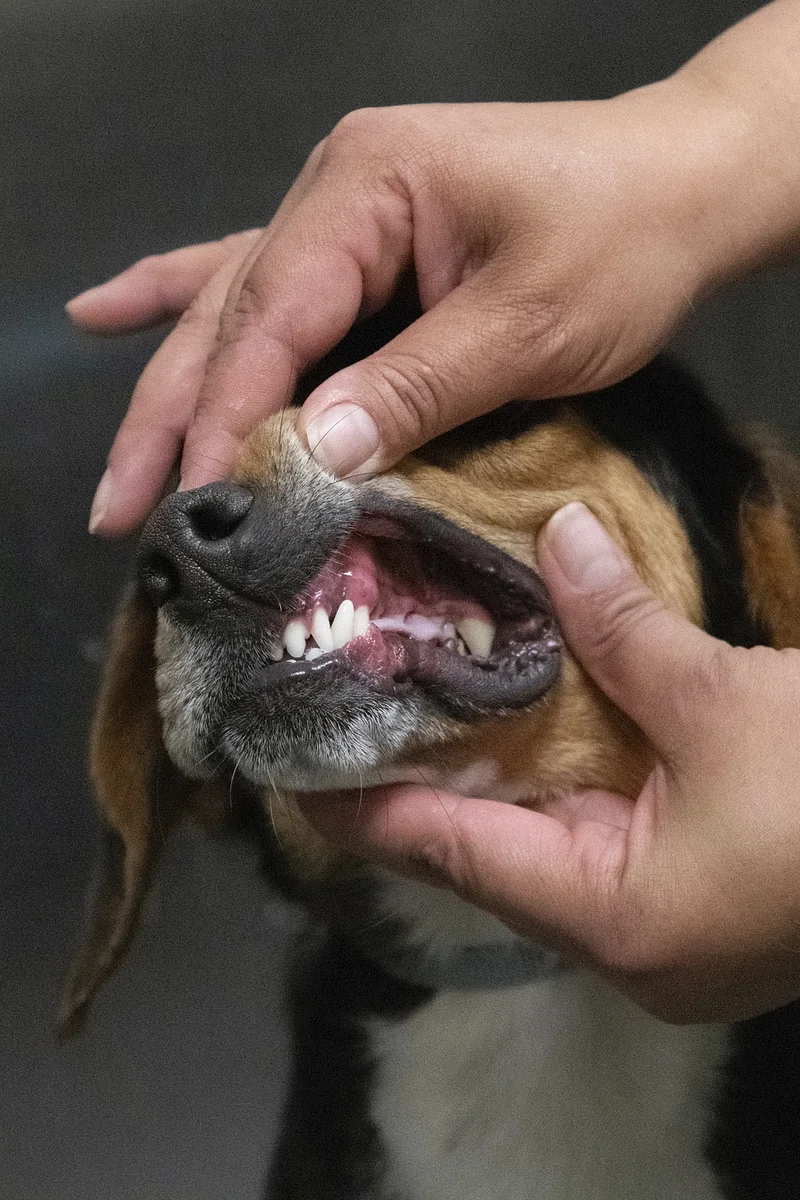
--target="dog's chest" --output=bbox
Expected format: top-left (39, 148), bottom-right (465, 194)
top-left (367, 971), bottom-right (729, 1200)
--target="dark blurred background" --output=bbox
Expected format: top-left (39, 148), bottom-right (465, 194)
top-left (3, 1), bottom-right (799, 1197)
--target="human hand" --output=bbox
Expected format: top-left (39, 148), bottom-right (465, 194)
top-left (71, 0), bottom-right (800, 538)
top-left (298, 502), bottom-right (800, 1024)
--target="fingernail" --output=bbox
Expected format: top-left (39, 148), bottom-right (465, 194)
top-left (305, 404), bottom-right (380, 477)
top-left (88, 469), bottom-right (114, 534)
top-left (543, 502), bottom-right (631, 591)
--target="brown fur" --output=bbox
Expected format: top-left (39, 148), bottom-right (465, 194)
top-left (740, 427), bottom-right (800, 649)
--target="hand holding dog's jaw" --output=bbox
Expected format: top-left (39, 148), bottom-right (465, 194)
top-left (71, 2), bottom-right (800, 538)
top-left (300, 503), bottom-right (800, 1026)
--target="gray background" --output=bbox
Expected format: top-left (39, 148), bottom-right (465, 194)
top-left (3, 1), bottom-right (799, 1197)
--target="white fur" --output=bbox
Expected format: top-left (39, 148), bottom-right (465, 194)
top-left (370, 969), bottom-right (728, 1200)
top-left (366, 764), bottom-right (728, 1197)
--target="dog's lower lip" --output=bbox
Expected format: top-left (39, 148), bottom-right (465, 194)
top-left (248, 619), bottom-right (561, 716)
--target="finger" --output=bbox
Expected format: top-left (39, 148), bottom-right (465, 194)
top-left (297, 785), bottom-right (631, 954)
top-left (66, 231), bottom-right (262, 334)
top-left (178, 179), bottom-right (414, 489)
top-left (88, 244), bottom-right (260, 536)
top-left (296, 261), bottom-right (567, 478)
top-left (537, 501), bottom-right (721, 751)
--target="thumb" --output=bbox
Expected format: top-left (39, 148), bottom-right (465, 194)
top-left (297, 268), bottom-right (562, 478)
top-left (296, 785), bottom-right (629, 954)
top-left (537, 502), bottom-right (720, 752)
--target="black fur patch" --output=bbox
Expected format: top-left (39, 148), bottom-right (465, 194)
top-left (266, 933), bottom-right (427, 1200)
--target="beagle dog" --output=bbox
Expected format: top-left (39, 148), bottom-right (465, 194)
top-left (60, 302), bottom-right (800, 1199)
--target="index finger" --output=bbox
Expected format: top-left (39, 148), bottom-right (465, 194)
top-left (179, 172), bottom-right (415, 489)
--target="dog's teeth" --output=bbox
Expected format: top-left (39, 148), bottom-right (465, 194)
top-left (353, 604), bottom-right (370, 638)
top-left (330, 599), bottom-right (355, 648)
top-left (283, 619), bottom-right (308, 658)
top-left (305, 647), bottom-right (324, 661)
top-left (311, 607), bottom-right (334, 652)
top-left (456, 618), bottom-right (495, 659)
top-left (456, 637), bottom-right (468, 656)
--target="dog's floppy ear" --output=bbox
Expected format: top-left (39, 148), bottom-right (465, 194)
top-left (57, 586), bottom-right (200, 1039)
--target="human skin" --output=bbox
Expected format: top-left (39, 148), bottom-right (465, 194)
top-left (69, 1), bottom-right (800, 1020)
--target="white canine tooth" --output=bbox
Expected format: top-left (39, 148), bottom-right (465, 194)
top-left (283, 619), bottom-right (308, 659)
top-left (311, 607), bottom-right (334, 652)
top-left (456, 618), bottom-right (495, 659)
top-left (330, 598), bottom-right (355, 649)
top-left (305, 647), bottom-right (324, 661)
top-left (353, 604), bottom-right (370, 639)
top-left (457, 637), bottom-right (468, 657)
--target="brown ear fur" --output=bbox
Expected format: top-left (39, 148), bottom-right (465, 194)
top-left (57, 587), bottom-right (199, 1039)
top-left (740, 428), bottom-right (800, 649)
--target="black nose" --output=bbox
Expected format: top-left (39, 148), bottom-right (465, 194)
top-left (137, 482), bottom-right (254, 613)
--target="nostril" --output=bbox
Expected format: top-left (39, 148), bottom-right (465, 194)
top-left (186, 484), bottom-right (254, 543)
top-left (140, 552), bottom-right (181, 607)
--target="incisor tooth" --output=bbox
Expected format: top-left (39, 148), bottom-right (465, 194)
top-left (330, 599), bottom-right (355, 649)
top-left (456, 618), bottom-right (495, 659)
top-left (311, 607), bottom-right (334, 652)
top-left (353, 604), bottom-right (370, 638)
top-left (283, 619), bottom-right (307, 658)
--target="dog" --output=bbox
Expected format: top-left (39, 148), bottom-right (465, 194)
top-left (59, 301), bottom-right (800, 1199)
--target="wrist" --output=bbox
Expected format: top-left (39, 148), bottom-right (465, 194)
top-left (649, 2), bottom-right (800, 297)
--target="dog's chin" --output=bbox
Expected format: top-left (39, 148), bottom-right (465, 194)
top-left (215, 674), bottom-right (458, 792)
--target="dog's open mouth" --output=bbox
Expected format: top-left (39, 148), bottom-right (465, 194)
top-left (253, 495), bottom-right (562, 717)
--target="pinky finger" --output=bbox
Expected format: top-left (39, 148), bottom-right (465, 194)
top-left (65, 230), bottom-right (263, 334)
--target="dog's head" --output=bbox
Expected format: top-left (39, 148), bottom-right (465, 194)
top-left (60, 340), bottom-right (800, 1036)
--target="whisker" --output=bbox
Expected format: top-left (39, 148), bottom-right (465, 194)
top-left (228, 759), bottom-right (240, 811)
top-left (154, 756), bottom-right (167, 845)
top-left (307, 408), bottom-right (360, 460)
top-left (349, 765), bottom-right (365, 837)
top-left (412, 763), bottom-right (459, 840)
top-left (264, 760), bottom-right (287, 854)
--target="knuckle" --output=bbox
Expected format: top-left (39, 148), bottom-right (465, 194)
top-left (220, 228), bottom-right (262, 253)
top-left (322, 108), bottom-right (420, 177)
top-left (132, 253), bottom-right (165, 279)
top-left (303, 136), bottom-right (329, 173)
top-left (175, 295), bottom-right (217, 333)
top-left (327, 107), bottom-right (386, 152)
top-left (360, 354), bottom-right (446, 446)
top-left (218, 273), bottom-right (268, 338)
